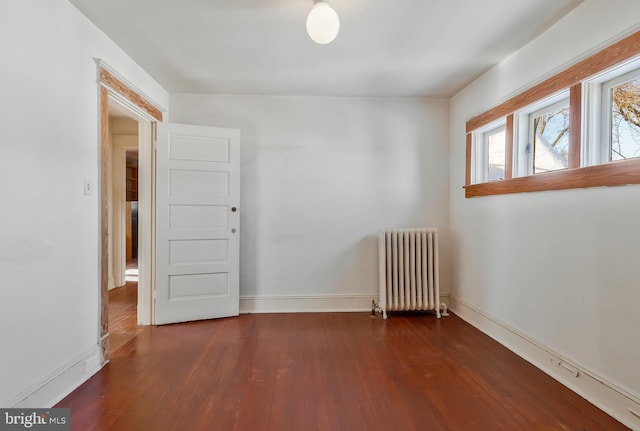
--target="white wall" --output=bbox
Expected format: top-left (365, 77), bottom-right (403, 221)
top-left (0, 0), bottom-right (167, 407)
top-left (170, 95), bottom-right (450, 310)
top-left (450, 0), bottom-right (640, 423)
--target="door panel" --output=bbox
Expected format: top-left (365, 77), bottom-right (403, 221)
top-left (155, 123), bottom-right (240, 325)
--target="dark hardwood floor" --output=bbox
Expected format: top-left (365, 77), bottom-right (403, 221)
top-left (57, 313), bottom-right (628, 431)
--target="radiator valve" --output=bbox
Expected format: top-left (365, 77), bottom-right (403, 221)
top-left (371, 299), bottom-right (382, 317)
top-left (440, 303), bottom-right (449, 316)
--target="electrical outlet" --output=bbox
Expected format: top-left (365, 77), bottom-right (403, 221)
top-left (84, 179), bottom-right (95, 195)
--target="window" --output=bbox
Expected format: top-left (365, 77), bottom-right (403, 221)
top-left (530, 101), bottom-right (570, 174)
top-left (603, 69), bottom-right (640, 162)
top-left (464, 30), bottom-right (640, 198)
top-left (512, 91), bottom-right (570, 177)
top-left (473, 123), bottom-right (506, 183)
top-left (585, 60), bottom-right (640, 166)
top-left (486, 127), bottom-right (506, 181)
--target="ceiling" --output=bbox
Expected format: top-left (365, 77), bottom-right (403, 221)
top-left (69, 0), bottom-right (584, 98)
top-left (108, 100), bottom-right (136, 119)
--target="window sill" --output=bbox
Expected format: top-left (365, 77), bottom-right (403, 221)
top-left (464, 158), bottom-right (640, 198)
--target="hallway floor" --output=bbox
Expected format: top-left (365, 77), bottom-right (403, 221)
top-left (108, 274), bottom-right (143, 354)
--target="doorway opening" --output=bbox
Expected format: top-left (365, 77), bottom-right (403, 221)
top-left (126, 150), bottom-right (139, 283)
top-left (98, 63), bottom-right (162, 363)
top-left (107, 104), bottom-right (143, 353)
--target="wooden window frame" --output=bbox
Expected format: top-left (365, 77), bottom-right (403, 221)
top-left (464, 30), bottom-right (640, 198)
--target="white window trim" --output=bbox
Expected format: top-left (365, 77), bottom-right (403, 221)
top-left (528, 98), bottom-right (570, 175)
top-left (485, 124), bottom-right (507, 182)
top-left (471, 120), bottom-right (506, 184)
top-left (584, 56), bottom-right (640, 166)
top-left (600, 67), bottom-right (640, 163)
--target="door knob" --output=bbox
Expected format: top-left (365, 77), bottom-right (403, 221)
top-left (231, 207), bottom-right (237, 212)
top-left (231, 228), bottom-right (237, 233)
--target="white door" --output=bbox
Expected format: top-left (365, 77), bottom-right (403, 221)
top-left (155, 123), bottom-right (240, 325)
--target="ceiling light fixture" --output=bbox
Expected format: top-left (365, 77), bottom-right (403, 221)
top-left (306, 0), bottom-right (340, 45)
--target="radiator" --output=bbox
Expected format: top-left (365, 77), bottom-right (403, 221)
top-left (378, 228), bottom-right (441, 319)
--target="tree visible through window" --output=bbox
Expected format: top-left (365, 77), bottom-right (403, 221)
top-left (611, 78), bottom-right (640, 161)
top-left (464, 31), bottom-right (640, 197)
top-left (531, 105), bottom-right (570, 174)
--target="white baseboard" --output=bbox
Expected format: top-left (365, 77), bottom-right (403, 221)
top-left (240, 294), bottom-right (375, 314)
top-left (240, 293), bottom-right (452, 315)
top-left (6, 345), bottom-right (102, 408)
top-left (448, 295), bottom-right (640, 430)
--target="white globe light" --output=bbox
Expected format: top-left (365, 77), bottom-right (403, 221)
top-left (306, 2), bottom-right (340, 45)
